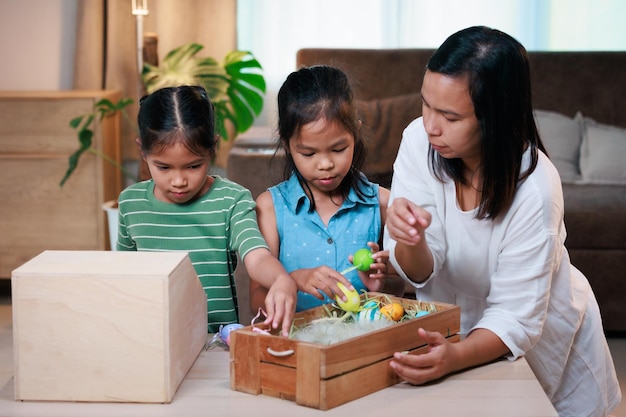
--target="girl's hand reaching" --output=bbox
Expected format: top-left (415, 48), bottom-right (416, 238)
top-left (352, 242), bottom-right (388, 292)
top-left (263, 273), bottom-right (297, 337)
top-left (243, 247), bottom-right (297, 337)
top-left (290, 266), bottom-right (355, 301)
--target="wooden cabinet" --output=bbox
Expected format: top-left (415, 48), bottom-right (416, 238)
top-left (0, 91), bottom-right (124, 278)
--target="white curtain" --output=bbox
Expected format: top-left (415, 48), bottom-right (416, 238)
top-left (237, 0), bottom-right (626, 127)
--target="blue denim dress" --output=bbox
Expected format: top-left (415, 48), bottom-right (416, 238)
top-left (269, 173), bottom-right (381, 311)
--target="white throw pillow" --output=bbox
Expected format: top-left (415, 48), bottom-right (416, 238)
top-left (533, 109), bottom-right (582, 184)
top-left (579, 116), bottom-right (626, 185)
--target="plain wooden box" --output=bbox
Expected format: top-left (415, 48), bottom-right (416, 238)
top-left (230, 293), bottom-right (460, 410)
top-left (11, 250), bottom-right (208, 403)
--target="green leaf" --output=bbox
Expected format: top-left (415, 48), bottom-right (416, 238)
top-left (95, 98), bottom-right (117, 112)
top-left (61, 98), bottom-right (135, 187)
top-left (213, 102), bottom-right (228, 140)
top-left (116, 98), bottom-right (134, 109)
top-left (221, 51), bottom-right (266, 135)
top-left (228, 91), bottom-right (255, 134)
top-left (69, 115), bottom-right (85, 129)
top-left (143, 43), bottom-right (215, 93)
top-left (78, 128), bottom-right (93, 149)
top-left (59, 131), bottom-right (92, 187)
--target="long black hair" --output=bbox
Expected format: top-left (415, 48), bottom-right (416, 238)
top-left (276, 65), bottom-right (370, 208)
top-left (427, 26), bottom-right (546, 220)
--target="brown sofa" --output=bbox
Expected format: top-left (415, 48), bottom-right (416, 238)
top-left (228, 49), bottom-right (626, 332)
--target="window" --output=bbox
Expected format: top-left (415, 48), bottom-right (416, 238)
top-left (237, 0), bottom-right (626, 127)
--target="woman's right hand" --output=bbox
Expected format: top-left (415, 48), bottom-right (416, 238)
top-left (386, 197), bottom-right (431, 246)
top-left (290, 267), bottom-right (354, 301)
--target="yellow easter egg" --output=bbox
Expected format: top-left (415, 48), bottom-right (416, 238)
top-left (380, 303), bottom-right (404, 321)
top-left (335, 283), bottom-right (361, 312)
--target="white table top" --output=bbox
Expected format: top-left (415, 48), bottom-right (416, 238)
top-left (0, 346), bottom-right (558, 417)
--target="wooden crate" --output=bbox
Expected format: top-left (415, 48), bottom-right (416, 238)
top-left (11, 250), bottom-right (208, 403)
top-left (230, 293), bottom-right (460, 410)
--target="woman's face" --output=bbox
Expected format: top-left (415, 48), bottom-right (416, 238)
top-left (421, 70), bottom-right (482, 170)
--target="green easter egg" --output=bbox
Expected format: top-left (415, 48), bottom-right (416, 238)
top-left (353, 248), bottom-right (374, 272)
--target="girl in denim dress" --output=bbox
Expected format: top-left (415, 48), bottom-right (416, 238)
top-left (250, 65), bottom-right (405, 313)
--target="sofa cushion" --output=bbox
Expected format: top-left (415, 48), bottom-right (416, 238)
top-left (562, 183), bottom-right (626, 250)
top-left (357, 93), bottom-right (422, 188)
top-left (533, 109), bottom-right (582, 184)
top-left (226, 136), bottom-right (285, 199)
top-left (579, 116), bottom-right (626, 185)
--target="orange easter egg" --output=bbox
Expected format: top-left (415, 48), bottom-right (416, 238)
top-left (380, 303), bottom-right (404, 321)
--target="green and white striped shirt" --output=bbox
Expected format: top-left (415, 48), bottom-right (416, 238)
top-left (117, 176), bottom-right (268, 332)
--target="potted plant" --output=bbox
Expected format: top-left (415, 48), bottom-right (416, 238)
top-left (142, 44), bottom-right (266, 143)
top-left (60, 43), bottom-right (266, 248)
top-left (60, 97), bottom-right (136, 187)
top-left (61, 43), bottom-right (266, 187)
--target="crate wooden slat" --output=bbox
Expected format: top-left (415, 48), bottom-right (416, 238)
top-left (11, 250), bottom-right (208, 403)
top-left (230, 293), bottom-right (460, 410)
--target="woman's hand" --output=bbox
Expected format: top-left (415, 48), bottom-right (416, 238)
top-left (385, 198), bottom-right (434, 283)
top-left (389, 328), bottom-right (457, 384)
top-left (386, 197), bottom-right (431, 246)
top-left (290, 267), bottom-right (354, 301)
top-left (389, 328), bottom-right (510, 385)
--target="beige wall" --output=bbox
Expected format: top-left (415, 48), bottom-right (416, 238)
top-left (0, 0), bottom-right (76, 90)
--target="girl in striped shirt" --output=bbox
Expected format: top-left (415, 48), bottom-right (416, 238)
top-left (117, 86), bottom-right (296, 335)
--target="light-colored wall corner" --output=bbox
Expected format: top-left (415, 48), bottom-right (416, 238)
top-left (0, 0), bottom-right (76, 91)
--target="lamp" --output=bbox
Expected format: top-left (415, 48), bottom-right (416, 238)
top-left (131, 0), bottom-right (149, 97)
top-left (131, 0), bottom-right (149, 15)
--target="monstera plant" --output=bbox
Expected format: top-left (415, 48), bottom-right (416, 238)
top-left (60, 43), bottom-right (266, 187)
top-left (142, 43), bottom-right (266, 141)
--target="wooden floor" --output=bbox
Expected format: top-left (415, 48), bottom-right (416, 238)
top-left (0, 280), bottom-right (623, 416)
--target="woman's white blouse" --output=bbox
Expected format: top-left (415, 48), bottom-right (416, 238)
top-left (384, 117), bottom-right (620, 416)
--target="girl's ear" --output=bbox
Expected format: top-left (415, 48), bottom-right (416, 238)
top-left (357, 119), bottom-right (363, 132)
